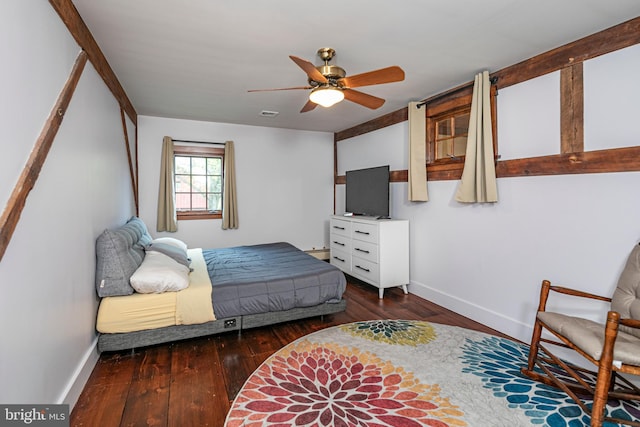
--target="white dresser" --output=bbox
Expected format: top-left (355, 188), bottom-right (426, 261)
top-left (329, 215), bottom-right (409, 298)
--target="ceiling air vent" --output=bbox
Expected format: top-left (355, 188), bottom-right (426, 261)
top-left (260, 110), bottom-right (279, 118)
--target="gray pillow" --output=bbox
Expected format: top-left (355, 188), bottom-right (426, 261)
top-left (95, 217), bottom-right (153, 297)
top-left (126, 216), bottom-right (153, 253)
top-left (145, 242), bottom-right (191, 268)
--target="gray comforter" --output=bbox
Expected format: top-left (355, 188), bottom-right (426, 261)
top-left (202, 242), bottom-right (346, 319)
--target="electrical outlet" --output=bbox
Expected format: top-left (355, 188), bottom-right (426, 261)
top-left (224, 318), bottom-right (237, 328)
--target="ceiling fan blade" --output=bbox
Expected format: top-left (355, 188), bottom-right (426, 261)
top-left (343, 89), bottom-right (385, 109)
top-left (289, 55), bottom-right (328, 84)
top-left (300, 99), bottom-right (318, 113)
top-left (340, 66), bottom-right (405, 88)
top-left (247, 86), bottom-right (311, 92)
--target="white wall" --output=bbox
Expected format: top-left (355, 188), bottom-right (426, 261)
top-left (336, 46), bottom-right (640, 344)
top-left (0, 1), bottom-right (136, 408)
top-left (137, 116), bottom-right (335, 251)
top-left (584, 44), bottom-right (640, 151)
top-left (497, 71), bottom-right (560, 160)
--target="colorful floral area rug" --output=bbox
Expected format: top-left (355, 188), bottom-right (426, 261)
top-left (225, 320), bottom-right (640, 426)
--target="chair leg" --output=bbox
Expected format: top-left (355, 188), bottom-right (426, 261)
top-left (590, 366), bottom-right (612, 426)
top-left (522, 280), bottom-right (551, 375)
top-left (590, 311), bottom-right (621, 427)
top-left (524, 318), bottom-right (543, 373)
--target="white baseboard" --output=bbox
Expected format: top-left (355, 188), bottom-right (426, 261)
top-left (58, 336), bottom-right (99, 411)
top-left (407, 281), bottom-right (640, 388)
top-left (408, 280), bottom-right (533, 343)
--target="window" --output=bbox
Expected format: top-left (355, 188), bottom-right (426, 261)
top-left (433, 109), bottom-right (470, 160)
top-left (173, 145), bottom-right (224, 220)
top-left (425, 91), bottom-right (474, 165)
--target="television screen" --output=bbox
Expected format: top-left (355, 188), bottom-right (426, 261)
top-left (345, 165), bottom-right (390, 218)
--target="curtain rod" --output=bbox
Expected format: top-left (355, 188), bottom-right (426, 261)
top-left (416, 76), bottom-right (498, 108)
top-left (172, 139), bottom-right (225, 146)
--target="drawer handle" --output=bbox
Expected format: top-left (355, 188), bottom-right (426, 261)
top-left (333, 256), bottom-right (345, 262)
top-left (333, 226), bottom-right (345, 230)
top-left (355, 265), bottom-right (370, 273)
top-left (355, 230), bottom-right (370, 235)
top-left (333, 241), bottom-right (345, 246)
top-left (355, 248), bottom-right (370, 254)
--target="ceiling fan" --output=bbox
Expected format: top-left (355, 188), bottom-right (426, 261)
top-left (248, 48), bottom-right (405, 113)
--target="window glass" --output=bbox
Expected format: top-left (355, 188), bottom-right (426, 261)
top-left (433, 110), bottom-right (470, 160)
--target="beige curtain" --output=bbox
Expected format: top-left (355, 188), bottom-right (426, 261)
top-left (157, 136), bottom-right (177, 232)
top-left (222, 140), bottom-right (239, 229)
top-left (408, 101), bottom-right (428, 201)
top-left (455, 71), bottom-right (498, 203)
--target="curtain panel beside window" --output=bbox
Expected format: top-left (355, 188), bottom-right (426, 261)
top-left (455, 71), bottom-right (498, 203)
top-left (222, 140), bottom-right (238, 229)
top-left (157, 136), bottom-right (178, 232)
top-left (408, 101), bottom-right (428, 202)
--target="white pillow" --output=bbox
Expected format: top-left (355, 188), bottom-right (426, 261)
top-left (151, 237), bottom-right (188, 252)
top-left (130, 251), bottom-right (190, 293)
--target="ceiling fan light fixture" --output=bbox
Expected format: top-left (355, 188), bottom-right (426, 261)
top-left (309, 86), bottom-right (344, 108)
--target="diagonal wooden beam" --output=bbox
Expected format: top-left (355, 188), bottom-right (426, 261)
top-left (120, 108), bottom-right (139, 215)
top-left (49, 0), bottom-right (137, 125)
top-left (0, 51), bottom-right (88, 262)
top-left (491, 16), bottom-right (640, 90)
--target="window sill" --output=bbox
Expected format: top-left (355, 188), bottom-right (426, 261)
top-left (177, 212), bottom-right (222, 220)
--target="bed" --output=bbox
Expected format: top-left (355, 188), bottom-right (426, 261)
top-left (94, 217), bottom-right (347, 352)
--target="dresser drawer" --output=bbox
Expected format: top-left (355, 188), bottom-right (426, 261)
top-left (330, 248), bottom-right (351, 271)
top-left (330, 218), bottom-right (351, 238)
top-left (351, 257), bottom-right (379, 284)
top-left (330, 235), bottom-right (351, 253)
top-left (351, 240), bottom-right (377, 263)
top-left (351, 221), bottom-right (379, 244)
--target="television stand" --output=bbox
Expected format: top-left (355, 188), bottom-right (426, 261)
top-left (329, 215), bottom-right (409, 298)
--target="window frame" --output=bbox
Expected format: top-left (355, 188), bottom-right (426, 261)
top-left (173, 145), bottom-right (224, 221)
top-left (429, 105), bottom-right (472, 163)
top-left (424, 86), bottom-right (498, 180)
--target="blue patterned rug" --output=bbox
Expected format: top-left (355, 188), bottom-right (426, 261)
top-left (225, 320), bottom-right (640, 426)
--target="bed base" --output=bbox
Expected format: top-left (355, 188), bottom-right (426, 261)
top-left (97, 299), bottom-right (347, 353)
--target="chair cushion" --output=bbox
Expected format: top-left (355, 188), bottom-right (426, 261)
top-left (538, 311), bottom-right (640, 366)
top-left (611, 243), bottom-right (640, 339)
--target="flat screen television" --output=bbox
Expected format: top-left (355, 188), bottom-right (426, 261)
top-left (345, 165), bottom-right (390, 218)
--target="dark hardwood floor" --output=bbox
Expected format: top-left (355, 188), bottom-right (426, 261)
top-left (71, 279), bottom-right (509, 426)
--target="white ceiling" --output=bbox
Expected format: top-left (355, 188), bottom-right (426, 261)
top-left (71, 1), bottom-right (640, 133)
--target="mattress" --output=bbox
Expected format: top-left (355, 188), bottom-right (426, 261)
top-left (97, 243), bottom-right (347, 335)
top-left (96, 248), bottom-right (215, 333)
top-left (204, 242), bottom-right (347, 319)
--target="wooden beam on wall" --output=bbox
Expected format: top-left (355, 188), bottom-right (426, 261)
top-left (496, 146), bottom-right (640, 178)
top-left (335, 107), bottom-right (408, 142)
top-left (560, 63), bottom-right (584, 153)
top-left (49, 0), bottom-right (137, 125)
top-left (491, 16), bottom-right (640, 90)
top-left (336, 144), bottom-right (640, 185)
top-left (0, 51), bottom-right (88, 262)
top-left (120, 108), bottom-right (139, 215)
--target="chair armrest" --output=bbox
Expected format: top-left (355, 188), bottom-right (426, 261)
top-left (620, 318), bottom-right (640, 329)
top-left (536, 280), bottom-right (612, 313)
top-left (548, 285), bottom-right (611, 303)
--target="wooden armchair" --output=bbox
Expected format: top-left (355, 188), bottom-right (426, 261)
top-left (521, 243), bottom-right (640, 427)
